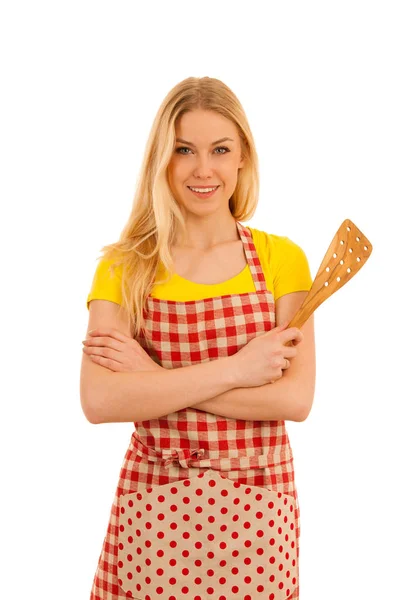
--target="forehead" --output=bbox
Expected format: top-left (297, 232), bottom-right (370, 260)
top-left (175, 109), bottom-right (239, 142)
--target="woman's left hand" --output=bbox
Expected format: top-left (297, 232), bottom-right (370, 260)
top-left (82, 328), bottom-right (163, 373)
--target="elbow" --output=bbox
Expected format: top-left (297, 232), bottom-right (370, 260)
top-left (80, 388), bottom-right (102, 425)
top-left (295, 390), bottom-right (315, 422)
top-left (81, 398), bottom-right (100, 424)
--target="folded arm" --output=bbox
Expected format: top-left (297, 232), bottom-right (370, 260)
top-left (190, 292), bottom-right (316, 422)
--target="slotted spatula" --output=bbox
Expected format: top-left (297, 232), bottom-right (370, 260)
top-left (285, 219), bottom-right (372, 337)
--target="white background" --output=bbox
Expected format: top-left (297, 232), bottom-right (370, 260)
top-left (1, 1), bottom-right (399, 598)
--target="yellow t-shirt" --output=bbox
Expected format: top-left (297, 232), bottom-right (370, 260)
top-left (86, 226), bottom-right (313, 309)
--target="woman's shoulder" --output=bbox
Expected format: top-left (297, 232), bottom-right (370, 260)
top-left (246, 225), bottom-right (305, 255)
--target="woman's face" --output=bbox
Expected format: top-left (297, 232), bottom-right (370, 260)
top-left (167, 109), bottom-right (244, 216)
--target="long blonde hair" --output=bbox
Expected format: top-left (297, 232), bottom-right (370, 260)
top-left (98, 76), bottom-right (260, 342)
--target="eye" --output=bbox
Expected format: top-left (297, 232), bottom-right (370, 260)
top-left (176, 147), bottom-right (192, 154)
top-left (215, 146), bottom-right (230, 154)
top-left (175, 146), bottom-right (230, 155)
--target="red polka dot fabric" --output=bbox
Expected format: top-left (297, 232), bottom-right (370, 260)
top-left (118, 469), bottom-right (297, 599)
top-left (89, 222), bottom-right (301, 599)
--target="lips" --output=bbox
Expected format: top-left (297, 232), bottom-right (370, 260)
top-left (187, 186), bottom-right (220, 191)
top-left (187, 185), bottom-right (220, 199)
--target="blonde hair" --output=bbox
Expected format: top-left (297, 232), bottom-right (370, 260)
top-left (98, 76), bottom-right (260, 342)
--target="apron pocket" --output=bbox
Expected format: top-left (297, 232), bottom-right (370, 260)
top-left (117, 468), bottom-right (297, 600)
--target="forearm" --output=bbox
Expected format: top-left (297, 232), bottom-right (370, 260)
top-left (89, 356), bottom-right (237, 424)
top-left (190, 373), bottom-right (305, 422)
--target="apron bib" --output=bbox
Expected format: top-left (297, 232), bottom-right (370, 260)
top-left (90, 221), bottom-right (301, 600)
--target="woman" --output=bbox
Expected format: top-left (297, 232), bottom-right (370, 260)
top-left (82, 76), bottom-right (316, 600)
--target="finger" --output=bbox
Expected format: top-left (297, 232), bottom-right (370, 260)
top-left (280, 327), bottom-right (303, 345)
top-left (284, 346), bottom-right (298, 359)
top-left (88, 353), bottom-right (120, 372)
top-left (83, 335), bottom-right (122, 350)
top-left (282, 358), bottom-right (290, 370)
top-left (86, 345), bottom-right (125, 364)
top-left (87, 328), bottom-right (130, 343)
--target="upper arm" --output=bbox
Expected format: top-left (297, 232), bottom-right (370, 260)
top-left (80, 299), bottom-right (132, 423)
top-left (275, 291), bottom-right (316, 421)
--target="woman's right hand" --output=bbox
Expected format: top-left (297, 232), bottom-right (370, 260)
top-left (229, 321), bottom-right (303, 388)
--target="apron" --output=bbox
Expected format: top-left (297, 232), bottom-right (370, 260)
top-left (90, 221), bottom-right (301, 600)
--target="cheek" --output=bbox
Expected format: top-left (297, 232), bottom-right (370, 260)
top-left (168, 161), bottom-right (189, 182)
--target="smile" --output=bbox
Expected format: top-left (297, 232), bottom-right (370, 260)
top-left (187, 186), bottom-right (220, 198)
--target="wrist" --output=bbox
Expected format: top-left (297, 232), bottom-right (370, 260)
top-left (223, 356), bottom-right (241, 389)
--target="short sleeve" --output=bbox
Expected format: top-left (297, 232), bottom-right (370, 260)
top-left (86, 257), bottom-right (123, 310)
top-left (272, 236), bottom-right (313, 301)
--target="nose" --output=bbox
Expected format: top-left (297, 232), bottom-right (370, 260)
top-left (192, 152), bottom-right (215, 179)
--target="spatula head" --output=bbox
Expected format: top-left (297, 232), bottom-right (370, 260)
top-left (286, 219), bottom-right (373, 333)
top-left (315, 218), bottom-right (372, 296)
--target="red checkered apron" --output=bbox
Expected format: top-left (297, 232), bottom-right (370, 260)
top-left (90, 221), bottom-right (301, 600)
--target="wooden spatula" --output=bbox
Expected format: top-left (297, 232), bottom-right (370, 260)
top-left (286, 218), bottom-right (372, 334)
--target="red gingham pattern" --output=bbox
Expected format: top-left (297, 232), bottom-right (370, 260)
top-left (89, 221), bottom-right (301, 599)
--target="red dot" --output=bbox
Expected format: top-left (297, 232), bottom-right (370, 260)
top-left (268, 501), bottom-right (274, 509)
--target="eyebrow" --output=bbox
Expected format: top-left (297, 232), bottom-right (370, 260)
top-left (175, 137), bottom-right (234, 147)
